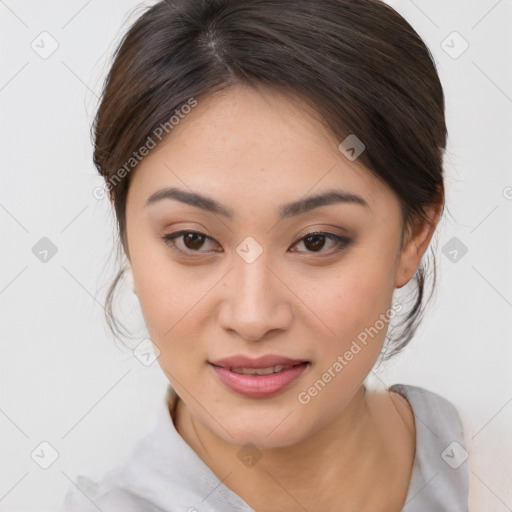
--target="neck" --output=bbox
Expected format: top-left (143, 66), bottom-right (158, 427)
top-left (173, 385), bottom-right (410, 511)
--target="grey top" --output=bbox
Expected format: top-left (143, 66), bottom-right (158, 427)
top-left (61, 383), bottom-right (469, 511)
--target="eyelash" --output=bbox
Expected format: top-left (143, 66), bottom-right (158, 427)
top-left (161, 230), bottom-right (353, 257)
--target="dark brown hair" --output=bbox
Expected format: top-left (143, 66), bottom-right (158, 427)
top-left (94, 0), bottom-right (448, 358)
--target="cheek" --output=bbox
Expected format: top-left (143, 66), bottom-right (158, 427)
top-left (137, 277), bottom-right (202, 344)
top-left (130, 245), bottom-right (208, 354)
top-left (304, 255), bottom-right (396, 348)
top-left (294, 261), bottom-right (395, 415)
top-left (136, 276), bottom-right (208, 383)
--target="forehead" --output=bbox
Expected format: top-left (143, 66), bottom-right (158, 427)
top-left (127, 84), bottom-right (394, 214)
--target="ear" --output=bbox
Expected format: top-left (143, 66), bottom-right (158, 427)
top-left (395, 202), bottom-right (443, 289)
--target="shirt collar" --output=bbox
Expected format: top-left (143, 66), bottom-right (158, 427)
top-left (104, 384), bottom-right (254, 512)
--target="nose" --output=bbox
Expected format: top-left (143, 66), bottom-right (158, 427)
top-left (217, 253), bottom-right (293, 341)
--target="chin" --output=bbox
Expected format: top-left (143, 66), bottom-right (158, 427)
top-left (210, 406), bottom-right (310, 450)
top-left (228, 429), bottom-right (304, 451)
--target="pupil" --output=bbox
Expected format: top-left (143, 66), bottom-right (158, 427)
top-left (185, 233), bottom-right (204, 250)
top-left (305, 234), bottom-right (325, 251)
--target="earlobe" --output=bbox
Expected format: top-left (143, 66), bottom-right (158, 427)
top-left (394, 204), bottom-right (442, 289)
top-left (395, 253), bottom-right (414, 289)
top-left (395, 245), bottom-right (421, 289)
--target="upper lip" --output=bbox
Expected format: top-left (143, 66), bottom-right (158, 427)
top-left (209, 354), bottom-right (309, 369)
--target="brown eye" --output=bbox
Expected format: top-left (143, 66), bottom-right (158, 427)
top-left (161, 230), bottom-right (220, 254)
top-left (182, 232), bottom-right (206, 250)
top-left (291, 232), bottom-right (352, 254)
top-left (303, 233), bottom-right (327, 251)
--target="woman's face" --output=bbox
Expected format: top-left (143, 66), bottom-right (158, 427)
top-left (125, 84), bottom-right (421, 449)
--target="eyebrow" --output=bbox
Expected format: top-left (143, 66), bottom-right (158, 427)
top-left (145, 186), bottom-right (369, 219)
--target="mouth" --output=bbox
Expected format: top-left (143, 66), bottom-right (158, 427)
top-left (224, 364), bottom-right (301, 375)
top-left (208, 355), bottom-right (310, 398)
top-left (209, 354), bottom-right (309, 369)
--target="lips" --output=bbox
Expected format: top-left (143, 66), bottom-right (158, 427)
top-left (208, 354), bottom-right (310, 398)
top-left (229, 364), bottom-right (293, 375)
top-left (209, 354), bottom-right (308, 369)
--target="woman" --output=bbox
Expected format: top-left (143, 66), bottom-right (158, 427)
top-left (63, 0), bottom-right (470, 510)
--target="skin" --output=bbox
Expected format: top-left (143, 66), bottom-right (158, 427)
top-left (124, 84), bottom-right (442, 511)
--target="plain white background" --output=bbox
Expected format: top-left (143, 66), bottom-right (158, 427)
top-left (1, 0), bottom-right (511, 510)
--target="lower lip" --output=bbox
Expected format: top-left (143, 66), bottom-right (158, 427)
top-left (209, 362), bottom-right (309, 398)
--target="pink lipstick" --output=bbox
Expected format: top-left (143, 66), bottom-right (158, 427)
top-left (209, 354), bottom-right (310, 398)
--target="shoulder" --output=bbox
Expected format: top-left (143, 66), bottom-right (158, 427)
top-left (61, 474), bottom-right (166, 512)
top-left (389, 384), bottom-right (469, 512)
top-left (60, 397), bottom-right (176, 512)
top-left (60, 386), bottom-right (246, 511)
top-left (390, 383), bottom-right (465, 432)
